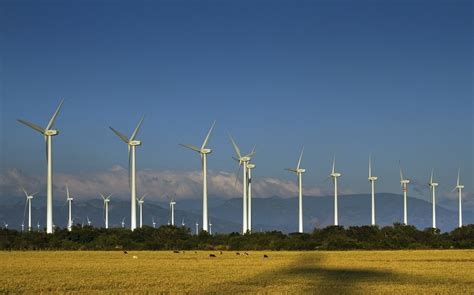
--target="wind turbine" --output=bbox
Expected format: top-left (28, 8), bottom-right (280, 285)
top-left (22, 188), bottom-right (37, 231)
top-left (329, 156), bottom-right (342, 226)
top-left (152, 217), bottom-right (156, 228)
top-left (428, 170), bottom-right (439, 229)
top-left (181, 218), bottom-right (185, 227)
top-left (110, 116), bottom-right (144, 231)
top-left (3, 222), bottom-right (8, 229)
top-left (87, 216), bottom-right (92, 226)
top-left (66, 184), bottom-right (74, 231)
top-left (368, 155), bottom-right (378, 226)
top-left (209, 219), bottom-right (212, 235)
top-left (21, 222), bottom-right (25, 232)
top-left (121, 218), bottom-right (125, 228)
top-left (285, 147), bottom-right (305, 233)
top-left (18, 99), bottom-right (64, 233)
top-left (100, 193), bottom-right (112, 229)
top-left (452, 169), bottom-right (464, 228)
top-left (229, 135), bottom-right (256, 234)
top-left (247, 162), bottom-right (255, 233)
top-left (179, 121), bottom-right (216, 232)
top-left (195, 222), bottom-right (199, 235)
top-left (37, 220), bottom-right (40, 231)
top-left (137, 194), bottom-right (146, 228)
top-left (169, 199), bottom-right (176, 226)
top-left (399, 162), bottom-right (410, 225)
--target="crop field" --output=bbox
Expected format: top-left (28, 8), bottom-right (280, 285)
top-left (0, 250), bottom-right (473, 294)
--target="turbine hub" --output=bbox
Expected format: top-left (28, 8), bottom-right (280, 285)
top-left (247, 164), bottom-right (256, 169)
top-left (401, 180), bottom-right (410, 184)
top-left (240, 156), bottom-right (251, 162)
top-left (44, 129), bottom-right (58, 136)
top-left (297, 168), bottom-right (306, 173)
top-left (332, 173), bottom-right (341, 177)
top-left (369, 176), bottom-right (378, 181)
top-left (430, 182), bottom-right (439, 187)
top-left (457, 185), bottom-right (464, 189)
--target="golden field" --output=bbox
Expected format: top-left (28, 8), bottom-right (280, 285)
top-left (0, 250), bottom-right (473, 294)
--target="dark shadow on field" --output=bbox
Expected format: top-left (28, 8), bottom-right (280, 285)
top-left (203, 253), bottom-right (419, 294)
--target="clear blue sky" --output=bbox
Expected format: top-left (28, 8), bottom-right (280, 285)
top-left (1, 0), bottom-right (472, 197)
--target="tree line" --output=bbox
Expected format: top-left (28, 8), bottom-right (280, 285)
top-left (0, 223), bottom-right (472, 251)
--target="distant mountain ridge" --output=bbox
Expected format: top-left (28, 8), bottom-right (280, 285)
top-left (0, 193), bottom-right (471, 233)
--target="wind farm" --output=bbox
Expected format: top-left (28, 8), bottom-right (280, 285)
top-left (1, 0), bottom-right (472, 294)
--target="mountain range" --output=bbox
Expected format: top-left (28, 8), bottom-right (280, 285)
top-left (0, 193), bottom-right (471, 233)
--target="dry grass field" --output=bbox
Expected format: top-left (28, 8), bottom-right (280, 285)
top-left (1, 250), bottom-right (473, 294)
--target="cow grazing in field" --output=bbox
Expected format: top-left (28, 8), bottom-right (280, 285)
top-left (209, 254), bottom-right (216, 258)
top-left (173, 250), bottom-right (180, 253)
top-left (236, 252), bottom-right (240, 256)
top-left (220, 251), bottom-right (223, 255)
top-left (263, 254), bottom-right (269, 258)
top-left (123, 251), bottom-right (128, 254)
top-left (244, 252), bottom-right (249, 256)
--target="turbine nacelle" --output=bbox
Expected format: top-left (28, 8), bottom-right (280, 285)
top-left (201, 148), bottom-right (212, 154)
top-left (429, 182), bottom-right (439, 187)
top-left (368, 176), bottom-right (378, 181)
top-left (331, 173), bottom-right (341, 178)
top-left (400, 180), bottom-right (410, 184)
top-left (129, 140), bottom-right (142, 146)
top-left (456, 185), bottom-right (464, 189)
top-left (44, 129), bottom-right (59, 136)
top-left (247, 163), bottom-right (256, 169)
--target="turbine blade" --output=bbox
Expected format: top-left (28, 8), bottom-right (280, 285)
top-left (130, 116), bottom-right (145, 141)
top-left (110, 127), bottom-right (130, 144)
top-left (31, 192), bottom-right (38, 196)
top-left (332, 156), bottom-right (336, 174)
top-left (18, 119), bottom-right (45, 134)
top-left (66, 184), bottom-right (70, 200)
top-left (100, 193), bottom-right (105, 201)
top-left (21, 187), bottom-right (28, 198)
top-left (243, 145), bottom-right (257, 159)
top-left (297, 147), bottom-right (304, 170)
top-left (234, 163), bottom-right (242, 189)
top-left (45, 98), bottom-right (64, 130)
top-left (179, 144), bottom-right (202, 153)
top-left (228, 134), bottom-right (241, 158)
top-left (457, 168), bottom-right (460, 186)
top-left (430, 169), bottom-right (434, 184)
top-left (399, 161), bottom-right (404, 182)
top-left (201, 120), bottom-right (216, 150)
top-left (285, 168), bottom-right (298, 173)
top-left (369, 155), bottom-right (371, 178)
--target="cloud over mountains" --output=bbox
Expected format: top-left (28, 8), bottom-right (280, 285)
top-left (1, 165), bottom-right (327, 201)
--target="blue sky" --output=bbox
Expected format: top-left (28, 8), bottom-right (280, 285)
top-left (1, 0), bottom-right (472, 200)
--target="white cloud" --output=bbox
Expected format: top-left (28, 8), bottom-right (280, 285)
top-left (0, 165), bottom-right (328, 201)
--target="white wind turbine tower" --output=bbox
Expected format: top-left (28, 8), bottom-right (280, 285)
top-left (121, 218), bottom-right (125, 228)
top-left (329, 156), bottom-right (342, 226)
top-left (137, 194), bottom-right (146, 228)
top-left (229, 135), bottom-right (256, 234)
top-left (428, 170), bottom-right (439, 229)
top-left (179, 121), bottom-right (216, 232)
top-left (209, 219), bottom-right (212, 235)
top-left (399, 162), bottom-right (410, 225)
top-left (152, 217), bottom-right (156, 228)
top-left (169, 199), bottom-right (176, 226)
top-left (101, 193), bottom-right (112, 229)
top-left (452, 169), bottom-right (464, 228)
top-left (247, 162), bottom-right (255, 233)
top-left (368, 155), bottom-right (378, 226)
top-left (87, 216), bottom-right (92, 226)
top-left (37, 221), bottom-right (40, 231)
top-left (21, 222), bottom-right (24, 232)
top-left (181, 218), bottom-right (185, 226)
top-left (285, 147), bottom-right (305, 233)
top-left (110, 116), bottom-right (145, 231)
top-left (22, 188), bottom-right (37, 231)
top-left (195, 222), bottom-right (199, 235)
top-left (66, 184), bottom-right (74, 231)
top-left (18, 99), bottom-right (64, 234)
